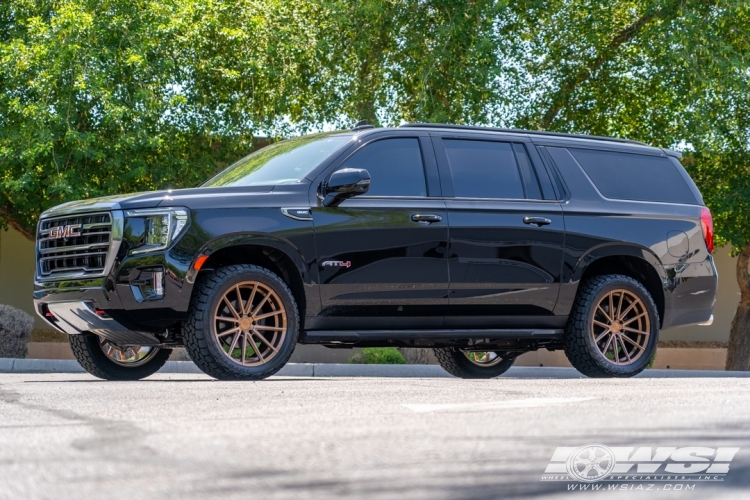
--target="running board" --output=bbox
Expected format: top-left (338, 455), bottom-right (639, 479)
top-left (302, 329), bottom-right (564, 343)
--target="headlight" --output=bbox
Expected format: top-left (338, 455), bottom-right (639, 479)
top-left (124, 208), bottom-right (189, 255)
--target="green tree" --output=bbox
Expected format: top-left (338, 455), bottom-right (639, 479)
top-left (498, 0), bottom-right (750, 368)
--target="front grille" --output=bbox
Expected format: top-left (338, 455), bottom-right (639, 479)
top-left (37, 212), bottom-right (112, 278)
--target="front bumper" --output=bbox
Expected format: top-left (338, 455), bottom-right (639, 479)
top-left (42, 301), bottom-right (165, 346)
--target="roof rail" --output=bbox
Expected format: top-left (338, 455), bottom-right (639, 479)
top-left (399, 123), bottom-right (647, 146)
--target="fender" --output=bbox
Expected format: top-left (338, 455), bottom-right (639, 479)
top-left (555, 242), bottom-right (668, 318)
top-left (569, 242), bottom-right (668, 284)
top-left (185, 232), bottom-right (312, 286)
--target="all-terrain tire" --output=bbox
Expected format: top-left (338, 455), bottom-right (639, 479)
top-left (434, 348), bottom-right (515, 379)
top-left (182, 264), bottom-right (299, 381)
top-left (563, 274), bottom-right (659, 378)
top-left (69, 333), bottom-right (172, 381)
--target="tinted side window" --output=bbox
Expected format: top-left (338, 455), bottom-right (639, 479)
top-left (339, 138), bottom-right (427, 197)
top-left (443, 140), bottom-right (525, 199)
top-left (568, 148), bottom-right (698, 204)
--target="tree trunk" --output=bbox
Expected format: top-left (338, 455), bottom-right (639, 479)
top-left (726, 244), bottom-right (750, 370)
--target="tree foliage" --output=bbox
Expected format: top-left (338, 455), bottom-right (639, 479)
top-left (3, 0), bottom-right (750, 364)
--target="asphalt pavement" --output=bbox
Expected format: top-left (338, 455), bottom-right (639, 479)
top-left (1, 368), bottom-right (749, 499)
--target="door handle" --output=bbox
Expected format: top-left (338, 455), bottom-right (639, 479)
top-left (411, 214), bottom-right (443, 224)
top-left (523, 216), bottom-right (552, 227)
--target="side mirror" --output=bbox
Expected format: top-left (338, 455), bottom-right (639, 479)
top-left (323, 168), bottom-right (371, 207)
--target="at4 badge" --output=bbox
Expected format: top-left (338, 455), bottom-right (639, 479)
top-left (321, 260), bottom-right (352, 268)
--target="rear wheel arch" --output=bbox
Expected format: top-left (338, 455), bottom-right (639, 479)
top-left (575, 251), bottom-right (665, 328)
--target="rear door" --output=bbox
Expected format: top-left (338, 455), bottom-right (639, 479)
top-left (309, 133), bottom-right (449, 330)
top-left (432, 132), bottom-right (566, 328)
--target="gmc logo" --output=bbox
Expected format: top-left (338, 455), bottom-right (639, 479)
top-left (48, 224), bottom-right (82, 239)
top-left (321, 260), bottom-right (351, 268)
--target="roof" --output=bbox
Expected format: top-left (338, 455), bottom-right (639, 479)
top-left (399, 123), bottom-right (647, 146)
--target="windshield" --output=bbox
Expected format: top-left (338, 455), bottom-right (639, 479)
top-left (202, 133), bottom-right (351, 187)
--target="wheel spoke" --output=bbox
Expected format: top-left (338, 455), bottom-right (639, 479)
top-left (608, 292), bottom-right (614, 323)
top-left (619, 336), bottom-right (632, 362)
top-left (227, 331), bottom-right (241, 357)
top-left (614, 291), bottom-right (624, 322)
top-left (596, 305), bottom-right (612, 322)
top-left (623, 311), bottom-right (647, 325)
top-left (215, 316), bottom-right (239, 323)
top-left (253, 325), bottom-right (285, 332)
top-left (601, 334), bottom-right (614, 359)
top-left (216, 327), bottom-right (241, 338)
top-left (251, 330), bottom-right (280, 352)
top-left (233, 284), bottom-right (244, 316)
top-left (250, 293), bottom-right (272, 317)
top-left (594, 328), bottom-right (611, 343)
top-left (244, 283), bottom-right (258, 315)
top-left (593, 319), bottom-right (610, 329)
top-left (617, 300), bottom-right (638, 322)
top-left (241, 331), bottom-right (247, 364)
top-left (620, 334), bottom-right (645, 351)
top-left (253, 310), bottom-right (285, 321)
top-left (222, 297), bottom-right (241, 319)
top-left (622, 326), bottom-right (650, 337)
top-left (248, 335), bottom-right (265, 363)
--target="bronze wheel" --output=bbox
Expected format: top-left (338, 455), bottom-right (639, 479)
top-left (99, 338), bottom-right (160, 367)
top-left (213, 280), bottom-right (288, 367)
top-left (463, 351), bottom-right (505, 367)
top-left (564, 275), bottom-right (659, 378)
top-left (434, 348), bottom-right (515, 378)
top-left (591, 289), bottom-right (650, 366)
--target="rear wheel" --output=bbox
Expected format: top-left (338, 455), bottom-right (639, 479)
top-left (69, 333), bottom-right (171, 380)
top-left (563, 274), bottom-right (659, 378)
top-left (183, 265), bottom-right (299, 380)
top-left (434, 348), bottom-right (515, 379)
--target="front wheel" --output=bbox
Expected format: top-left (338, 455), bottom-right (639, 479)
top-left (69, 333), bottom-right (171, 380)
top-left (434, 348), bottom-right (515, 379)
top-left (182, 264), bottom-right (299, 381)
top-left (563, 275), bottom-right (659, 378)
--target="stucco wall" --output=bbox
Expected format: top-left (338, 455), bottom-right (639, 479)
top-left (0, 225), bottom-right (741, 339)
top-left (0, 227), bottom-right (46, 328)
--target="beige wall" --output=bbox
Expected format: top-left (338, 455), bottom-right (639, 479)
top-left (0, 225), bottom-right (741, 339)
top-left (0, 227), bottom-right (46, 328)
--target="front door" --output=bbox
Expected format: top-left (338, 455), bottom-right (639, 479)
top-left (432, 135), bottom-right (566, 328)
top-left (310, 135), bottom-right (449, 330)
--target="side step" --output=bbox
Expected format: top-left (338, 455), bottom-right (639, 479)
top-left (302, 329), bottom-right (564, 343)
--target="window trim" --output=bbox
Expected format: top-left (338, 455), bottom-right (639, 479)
top-left (327, 135), bottom-right (435, 199)
top-left (434, 136), bottom-right (534, 201)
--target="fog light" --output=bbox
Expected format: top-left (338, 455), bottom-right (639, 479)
top-left (129, 268), bottom-right (165, 302)
top-left (153, 271), bottom-right (164, 297)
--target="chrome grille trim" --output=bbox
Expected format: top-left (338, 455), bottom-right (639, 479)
top-left (35, 210), bottom-right (123, 281)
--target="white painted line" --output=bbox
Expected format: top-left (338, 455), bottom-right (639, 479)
top-left (402, 397), bottom-right (597, 413)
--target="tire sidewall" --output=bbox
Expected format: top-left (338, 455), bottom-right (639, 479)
top-left (581, 279), bottom-right (659, 376)
top-left (441, 348), bottom-right (515, 379)
top-left (199, 267), bottom-right (298, 378)
top-left (71, 332), bottom-right (172, 381)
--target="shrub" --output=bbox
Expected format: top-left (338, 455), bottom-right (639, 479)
top-left (0, 305), bottom-right (34, 358)
top-left (348, 347), bottom-right (407, 365)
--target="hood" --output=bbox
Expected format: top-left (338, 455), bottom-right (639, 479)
top-left (41, 183), bottom-right (310, 217)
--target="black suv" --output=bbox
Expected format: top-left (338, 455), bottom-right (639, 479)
top-left (33, 124), bottom-right (717, 380)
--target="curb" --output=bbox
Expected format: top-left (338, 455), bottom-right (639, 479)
top-left (2, 358), bottom-right (750, 378)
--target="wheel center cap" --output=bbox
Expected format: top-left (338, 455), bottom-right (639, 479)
top-left (611, 322), bottom-right (622, 333)
top-left (239, 317), bottom-right (253, 330)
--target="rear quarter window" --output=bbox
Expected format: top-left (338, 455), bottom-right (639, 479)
top-left (568, 148), bottom-right (698, 204)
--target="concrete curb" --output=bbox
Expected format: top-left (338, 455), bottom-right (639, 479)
top-left (2, 358), bottom-right (749, 378)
